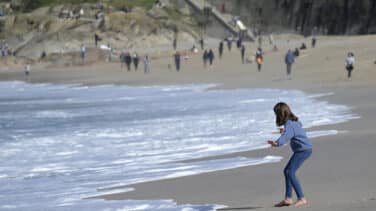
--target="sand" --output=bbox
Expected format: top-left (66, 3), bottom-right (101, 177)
top-left (1, 34), bottom-right (376, 210)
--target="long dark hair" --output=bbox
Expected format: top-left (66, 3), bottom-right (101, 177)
top-left (273, 102), bottom-right (298, 126)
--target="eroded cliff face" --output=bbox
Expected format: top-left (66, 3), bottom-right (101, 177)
top-left (0, 1), bottom-right (200, 62)
top-left (207, 0), bottom-right (376, 35)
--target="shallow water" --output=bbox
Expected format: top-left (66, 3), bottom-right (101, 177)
top-left (0, 82), bottom-right (357, 210)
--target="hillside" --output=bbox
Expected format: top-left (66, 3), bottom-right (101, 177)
top-left (0, 0), bottom-right (201, 64)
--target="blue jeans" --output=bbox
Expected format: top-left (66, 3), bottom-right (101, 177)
top-left (284, 149), bottom-right (312, 199)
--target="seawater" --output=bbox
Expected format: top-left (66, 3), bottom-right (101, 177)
top-left (0, 81), bottom-right (357, 211)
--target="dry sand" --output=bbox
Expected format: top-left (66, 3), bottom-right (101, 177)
top-left (1, 34), bottom-right (376, 210)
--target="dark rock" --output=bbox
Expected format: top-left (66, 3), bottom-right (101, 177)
top-left (207, 0), bottom-right (376, 35)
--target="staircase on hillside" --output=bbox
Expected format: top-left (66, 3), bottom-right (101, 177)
top-left (185, 0), bottom-right (255, 41)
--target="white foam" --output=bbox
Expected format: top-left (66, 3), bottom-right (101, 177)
top-left (35, 111), bottom-right (73, 118)
top-left (308, 130), bottom-right (338, 138)
top-left (55, 151), bottom-right (79, 156)
top-left (81, 188), bottom-right (135, 199)
top-left (308, 92), bottom-right (334, 98)
top-left (239, 98), bottom-right (267, 104)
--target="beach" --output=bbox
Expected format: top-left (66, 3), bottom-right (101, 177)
top-left (1, 34), bottom-right (376, 210)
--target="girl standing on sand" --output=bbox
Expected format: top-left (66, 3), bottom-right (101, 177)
top-left (267, 102), bottom-right (313, 207)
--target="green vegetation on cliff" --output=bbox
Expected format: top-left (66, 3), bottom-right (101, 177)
top-left (108, 0), bottom-right (154, 10)
top-left (0, 0), bottom-right (155, 12)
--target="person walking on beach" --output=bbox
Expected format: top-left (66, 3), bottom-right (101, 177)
top-left (267, 102), bottom-right (313, 208)
top-left (219, 41), bottom-right (224, 59)
top-left (120, 51), bottom-right (125, 68)
top-left (143, 55), bottom-right (150, 74)
top-left (125, 52), bottom-right (132, 71)
top-left (311, 37), bottom-right (316, 48)
top-left (255, 48), bottom-right (263, 71)
top-left (208, 49), bottom-right (215, 67)
top-left (199, 37), bottom-right (204, 50)
top-left (1, 42), bottom-right (8, 58)
top-left (285, 49), bottom-right (295, 79)
top-left (107, 44), bottom-right (113, 62)
top-left (80, 44), bottom-right (86, 64)
top-left (226, 38), bottom-right (232, 51)
top-left (133, 52), bottom-right (139, 71)
top-left (293, 48), bottom-right (300, 57)
top-left (236, 37), bottom-right (242, 49)
top-left (203, 49), bottom-right (208, 68)
top-left (24, 64), bottom-right (30, 78)
top-left (240, 44), bottom-right (246, 64)
top-left (174, 51), bottom-right (181, 71)
top-left (345, 52), bottom-right (355, 78)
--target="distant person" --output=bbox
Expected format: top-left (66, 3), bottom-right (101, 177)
top-left (191, 45), bottom-right (198, 53)
top-left (79, 8), bottom-right (84, 18)
top-left (293, 48), bottom-right (300, 57)
top-left (173, 38), bottom-right (177, 50)
top-left (94, 33), bottom-right (101, 47)
top-left (24, 64), bottom-right (30, 77)
top-left (203, 49), bottom-right (208, 68)
top-left (125, 52), bottom-right (132, 71)
top-left (133, 52), bottom-right (139, 71)
top-left (236, 37), bottom-right (242, 49)
top-left (311, 37), bottom-right (316, 48)
top-left (39, 51), bottom-right (47, 62)
top-left (199, 37), bottom-right (204, 50)
top-left (143, 55), bottom-right (150, 73)
top-left (232, 16), bottom-right (240, 26)
top-left (174, 51), bottom-right (181, 71)
top-left (300, 43), bottom-right (307, 50)
top-left (218, 41), bottom-right (224, 58)
top-left (285, 49), bottom-right (295, 79)
top-left (267, 102), bottom-right (313, 208)
top-left (80, 44), bottom-right (86, 64)
top-left (120, 51), bottom-right (125, 68)
top-left (69, 10), bottom-right (74, 19)
top-left (208, 49), bottom-right (215, 66)
top-left (240, 45), bottom-right (246, 64)
top-left (273, 45), bottom-right (279, 52)
top-left (221, 3), bottom-right (226, 13)
top-left (269, 34), bottom-right (275, 45)
top-left (107, 44), bottom-right (113, 62)
top-left (255, 48), bottom-right (263, 71)
top-left (226, 38), bottom-right (232, 51)
top-left (155, 0), bottom-right (162, 8)
top-left (345, 52), bottom-right (355, 78)
top-left (1, 42), bottom-right (8, 58)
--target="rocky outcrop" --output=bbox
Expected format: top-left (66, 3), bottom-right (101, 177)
top-left (0, 1), bottom-right (201, 62)
top-left (206, 0), bottom-right (376, 35)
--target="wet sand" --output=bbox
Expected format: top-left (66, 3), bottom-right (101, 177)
top-left (2, 35), bottom-right (376, 210)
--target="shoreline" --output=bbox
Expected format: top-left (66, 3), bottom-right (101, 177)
top-left (1, 35), bottom-right (376, 210)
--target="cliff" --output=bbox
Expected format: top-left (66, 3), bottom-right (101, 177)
top-left (206, 0), bottom-right (376, 35)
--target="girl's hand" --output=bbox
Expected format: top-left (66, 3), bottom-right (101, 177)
top-left (267, 140), bottom-right (278, 147)
top-left (279, 128), bottom-right (285, 134)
